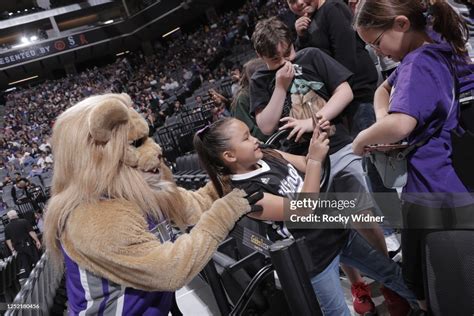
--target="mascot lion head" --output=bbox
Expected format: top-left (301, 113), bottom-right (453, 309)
top-left (44, 93), bottom-right (185, 262)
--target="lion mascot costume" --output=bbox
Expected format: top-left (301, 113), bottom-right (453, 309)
top-left (43, 93), bottom-right (259, 315)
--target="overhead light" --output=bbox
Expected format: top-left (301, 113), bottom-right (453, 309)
top-left (24, 9), bottom-right (28, 12)
top-left (17, 10), bottom-right (20, 13)
top-left (30, 35), bottom-right (38, 41)
top-left (116, 50), bottom-right (130, 56)
top-left (104, 19), bottom-right (114, 24)
top-left (162, 27), bottom-right (180, 38)
top-left (21, 37), bottom-right (29, 43)
top-left (5, 87), bottom-right (17, 93)
top-left (8, 75), bottom-right (39, 86)
top-left (8, 12), bottom-right (13, 16)
top-left (12, 43), bottom-right (30, 48)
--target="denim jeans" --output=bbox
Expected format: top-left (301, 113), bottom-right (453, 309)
top-left (310, 255), bottom-right (351, 316)
top-left (340, 230), bottom-right (417, 304)
top-left (310, 231), bottom-right (417, 315)
top-left (344, 101), bottom-right (376, 137)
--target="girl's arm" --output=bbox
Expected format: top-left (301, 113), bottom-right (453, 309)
top-left (374, 80), bottom-right (392, 121)
top-left (352, 113), bottom-right (417, 156)
top-left (276, 150), bottom-right (306, 172)
top-left (247, 158), bottom-right (323, 222)
top-left (247, 193), bottom-right (286, 221)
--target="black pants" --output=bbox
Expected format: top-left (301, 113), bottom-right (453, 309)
top-left (15, 241), bottom-right (39, 279)
top-left (401, 202), bottom-right (474, 300)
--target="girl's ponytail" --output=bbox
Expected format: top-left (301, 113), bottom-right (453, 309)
top-left (429, 0), bottom-right (469, 56)
top-left (193, 118), bottom-right (234, 198)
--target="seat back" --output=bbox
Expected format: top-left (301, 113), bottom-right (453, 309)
top-left (424, 230), bottom-right (474, 315)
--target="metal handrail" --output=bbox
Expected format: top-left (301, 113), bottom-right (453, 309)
top-left (5, 252), bottom-right (63, 316)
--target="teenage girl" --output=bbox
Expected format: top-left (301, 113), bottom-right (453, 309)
top-left (352, 0), bottom-right (474, 311)
top-left (194, 117), bottom-right (416, 315)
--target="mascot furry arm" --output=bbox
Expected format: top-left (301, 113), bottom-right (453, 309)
top-left (45, 93), bottom-right (253, 292)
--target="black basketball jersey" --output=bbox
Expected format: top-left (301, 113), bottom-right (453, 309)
top-left (231, 154), bottom-right (349, 275)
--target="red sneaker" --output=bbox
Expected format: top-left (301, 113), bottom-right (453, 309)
top-left (380, 286), bottom-right (411, 316)
top-left (351, 282), bottom-right (376, 315)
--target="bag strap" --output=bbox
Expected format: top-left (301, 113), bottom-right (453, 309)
top-left (397, 63), bottom-right (457, 160)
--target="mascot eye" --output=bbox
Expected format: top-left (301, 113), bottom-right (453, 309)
top-left (131, 137), bottom-right (146, 148)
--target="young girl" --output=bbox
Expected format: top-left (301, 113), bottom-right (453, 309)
top-left (352, 0), bottom-right (474, 311)
top-left (231, 58), bottom-right (269, 142)
top-left (194, 117), bottom-right (416, 316)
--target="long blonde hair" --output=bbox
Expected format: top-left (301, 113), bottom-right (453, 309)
top-left (44, 94), bottom-right (184, 265)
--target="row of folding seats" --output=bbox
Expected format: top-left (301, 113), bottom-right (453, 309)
top-left (172, 153), bottom-right (208, 190)
top-left (154, 107), bottom-right (213, 163)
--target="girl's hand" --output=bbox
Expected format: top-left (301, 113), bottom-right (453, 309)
top-left (352, 130), bottom-right (368, 156)
top-left (307, 123), bottom-right (329, 163)
top-left (279, 117), bottom-right (313, 142)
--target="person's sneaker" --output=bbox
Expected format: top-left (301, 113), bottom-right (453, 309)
top-left (385, 233), bottom-right (401, 253)
top-left (351, 282), bottom-right (376, 315)
top-left (390, 249), bottom-right (403, 263)
top-left (380, 286), bottom-right (411, 316)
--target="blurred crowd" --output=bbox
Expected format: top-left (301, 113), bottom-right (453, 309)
top-left (0, 0), bottom-right (289, 192)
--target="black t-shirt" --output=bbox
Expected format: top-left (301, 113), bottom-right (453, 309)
top-left (295, 0), bottom-right (378, 102)
top-left (230, 154), bottom-right (349, 276)
top-left (250, 47), bottom-right (353, 155)
top-left (5, 218), bottom-right (33, 247)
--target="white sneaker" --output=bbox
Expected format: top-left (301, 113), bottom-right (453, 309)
top-left (391, 250), bottom-right (403, 263)
top-left (385, 233), bottom-right (400, 252)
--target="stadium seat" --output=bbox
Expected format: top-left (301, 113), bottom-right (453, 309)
top-left (424, 230), bottom-right (474, 315)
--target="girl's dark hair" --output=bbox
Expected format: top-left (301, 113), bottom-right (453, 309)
top-left (193, 118), bottom-right (234, 197)
top-left (231, 58), bottom-right (265, 110)
top-left (194, 117), bottom-right (287, 197)
top-left (355, 0), bottom-right (469, 56)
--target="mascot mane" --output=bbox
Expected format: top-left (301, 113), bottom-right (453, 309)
top-left (44, 93), bottom-right (185, 264)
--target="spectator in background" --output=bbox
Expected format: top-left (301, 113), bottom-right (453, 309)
top-left (209, 89), bottom-right (231, 121)
top-left (28, 164), bottom-right (44, 187)
top-left (5, 210), bottom-right (41, 284)
top-left (34, 211), bottom-right (44, 234)
top-left (2, 175), bottom-right (13, 188)
top-left (288, 0), bottom-right (379, 136)
top-left (11, 180), bottom-right (31, 205)
top-left (230, 66), bottom-right (242, 97)
top-left (195, 95), bottom-right (203, 106)
top-left (36, 153), bottom-right (52, 170)
top-left (231, 58), bottom-right (269, 142)
top-left (173, 100), bottom-right (185, 116)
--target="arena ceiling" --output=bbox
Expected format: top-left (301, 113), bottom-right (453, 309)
top-left (0, 0), bottom-right (227, 90)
